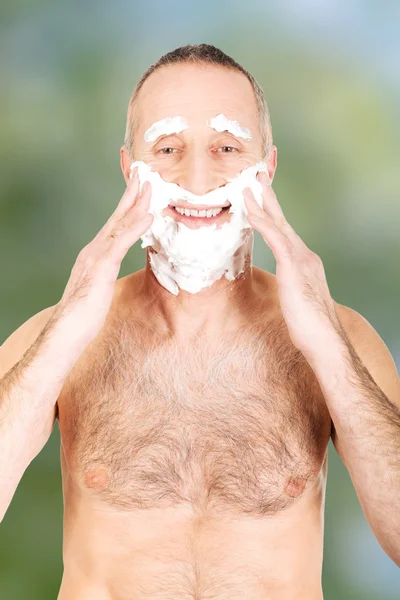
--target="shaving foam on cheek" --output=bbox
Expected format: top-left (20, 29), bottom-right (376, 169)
top-left (129, 161), bottom-right (268, 296)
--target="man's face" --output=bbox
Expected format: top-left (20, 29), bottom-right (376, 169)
top-left (126, 64), bottom-right (271, 229)
top-left (120, 63), bottom-right (276, 295)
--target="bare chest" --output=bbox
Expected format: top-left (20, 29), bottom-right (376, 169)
top-left (58, 316), bottom-right (331, 519)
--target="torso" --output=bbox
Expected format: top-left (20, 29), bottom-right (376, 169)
top-left (56, 268), bottom-right (332, 600)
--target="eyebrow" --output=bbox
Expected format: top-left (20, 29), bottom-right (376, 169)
top-left (151, 131), bottom-right (247, 145)
top-left (208, 114), bottom-right (253, 140)
top-left (213, 130), bottom-right (248, 142)
top-left (144, 116), bottom-right (253, 146)
top-left (144, 116), bottom-right (189, 143)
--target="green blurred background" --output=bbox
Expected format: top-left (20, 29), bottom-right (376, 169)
top-left (1, 1), bottom-right (399, 598)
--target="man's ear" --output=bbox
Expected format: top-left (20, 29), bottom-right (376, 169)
top-left (267, 145), bottom-right (278, 184)
top-left (120, 145), bottom-right (133, 184)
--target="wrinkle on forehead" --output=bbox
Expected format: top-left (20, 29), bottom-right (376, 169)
top-left (135, 64), bottom-right (263, 150)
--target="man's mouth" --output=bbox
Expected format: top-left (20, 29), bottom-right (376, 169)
top-left (164, 201), bottom-right (231, 228)
top-left (172, 205), bottom-right (230, 218)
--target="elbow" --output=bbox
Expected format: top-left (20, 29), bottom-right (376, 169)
top-left (373, 525), bottom-right (400, 568)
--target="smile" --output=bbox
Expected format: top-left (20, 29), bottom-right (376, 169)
top-left (164, 204), bottom-right (231, 228)
top-left (172, 206), bottom-right (230, 218)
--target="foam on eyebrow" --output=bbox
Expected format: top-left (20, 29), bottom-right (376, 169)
top-left (208, 113), bottom-right (252, 140)
top-left (144, 116), bottom-right (189, 142)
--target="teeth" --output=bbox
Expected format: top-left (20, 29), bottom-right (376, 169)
top-left (174, 206), bottom-right (223, 218)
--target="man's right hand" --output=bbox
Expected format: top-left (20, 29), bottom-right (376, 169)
top-left (54, 166), bottom-right (153, 341)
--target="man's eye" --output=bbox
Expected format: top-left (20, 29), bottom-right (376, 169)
top-left (158, 146), bottom-right (238, 155)
top-left (218, 146), bottom-right (238, 153)
top-left (158, 147), bottom-right (176, 155)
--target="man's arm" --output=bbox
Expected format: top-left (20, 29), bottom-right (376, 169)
top-left (313, 303), bottom-right (400, 566)
top-left (242, 160), bottom-right (400, 563)
top-left (0, 305), bottom-right (86, 522)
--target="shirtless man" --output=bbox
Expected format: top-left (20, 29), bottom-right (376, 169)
top-left (1, 44), bottom-right (399, 600)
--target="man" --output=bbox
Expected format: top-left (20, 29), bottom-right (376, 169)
top-left (0, 44), bottom-right (399, 599)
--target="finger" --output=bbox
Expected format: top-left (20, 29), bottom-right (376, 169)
top-left (256, 172), bottom-right (287, 226)
top-left (114, 167), bottom-right (142, 219)
top-left (245, 212), bottom-right (284, 256)
top-left (243, 187), bottom-right (266, 219)
top-left (123, 181), bottom-right (152, 227)
top-left (102, 168), bottom-right (141, 236)
top-left (107, 212), bottom-right (154, 265)
top-left (244, 192), bottom-right (293, 257)
top-left (252, 178), bottom-right (301, 247)
top-left (105, 181), bottom-right (153, 245)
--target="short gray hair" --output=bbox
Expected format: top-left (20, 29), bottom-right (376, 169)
top-left (124, 44), bottom-right (273, 160)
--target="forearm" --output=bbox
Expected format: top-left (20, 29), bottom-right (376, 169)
top-left (0, 308), bottom-right (89, 521)
top-left (307, 334), bottom-right (400, 564)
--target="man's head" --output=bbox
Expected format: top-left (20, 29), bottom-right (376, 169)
top-left (121, 44), bottom-right (276, 188)
top-left (120, 44), bottom-right (277, 296)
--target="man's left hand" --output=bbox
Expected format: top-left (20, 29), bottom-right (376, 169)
top-left (243, 171), bottom-right (344, 360)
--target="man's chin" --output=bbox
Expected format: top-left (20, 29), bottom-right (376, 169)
top-left (162, 205), bottom-right (232, 230)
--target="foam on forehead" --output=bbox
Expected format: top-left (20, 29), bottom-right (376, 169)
top-left (144, 116), bottom-right (189, 143)
top-left (208, 114), bottom-right (252, 140)
top-left (143, 113), bottom-right (253, 143)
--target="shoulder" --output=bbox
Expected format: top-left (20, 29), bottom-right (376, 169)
top-left (334, 301), bottom-right (393, 356)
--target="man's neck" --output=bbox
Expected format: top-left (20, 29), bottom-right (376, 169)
top-left (137, 248), bottom-right (260, 341)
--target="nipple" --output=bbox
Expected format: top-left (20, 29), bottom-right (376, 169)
top-left (284, 475), bottom-right (307, 498)
top-left (84, 468), bottom-right (109, 490)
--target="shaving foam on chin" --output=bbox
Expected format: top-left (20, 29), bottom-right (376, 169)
top-left (129, 161), bottom-right (268, 295)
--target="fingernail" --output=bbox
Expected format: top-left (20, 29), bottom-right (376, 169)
top-left (142, 181), bottom-right (150, 194)
top-left (258, 171), bottom-right (270, 184)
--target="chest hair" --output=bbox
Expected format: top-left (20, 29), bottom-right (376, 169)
top-left (59, 314), bottom-right (330, 518)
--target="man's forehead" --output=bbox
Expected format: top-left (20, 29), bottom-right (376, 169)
top-left (143, 114), bottom-right (253, 143)
top-left (135, 66), bottom-right (259, 144)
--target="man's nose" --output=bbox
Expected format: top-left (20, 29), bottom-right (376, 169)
top-left (177, 152), bottom-right (222, 196)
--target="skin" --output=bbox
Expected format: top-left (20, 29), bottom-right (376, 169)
top-left (120, 63), bottom-right (277, 340)
top-left (54, 63), bottom-right (400, 599)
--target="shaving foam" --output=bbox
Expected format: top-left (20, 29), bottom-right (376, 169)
top-left (209, 114), bottom-right (252, 140)
top-left (129, 161), bottom-right (268, 295)
top-left (144, 116), bottom-right (189, 142)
